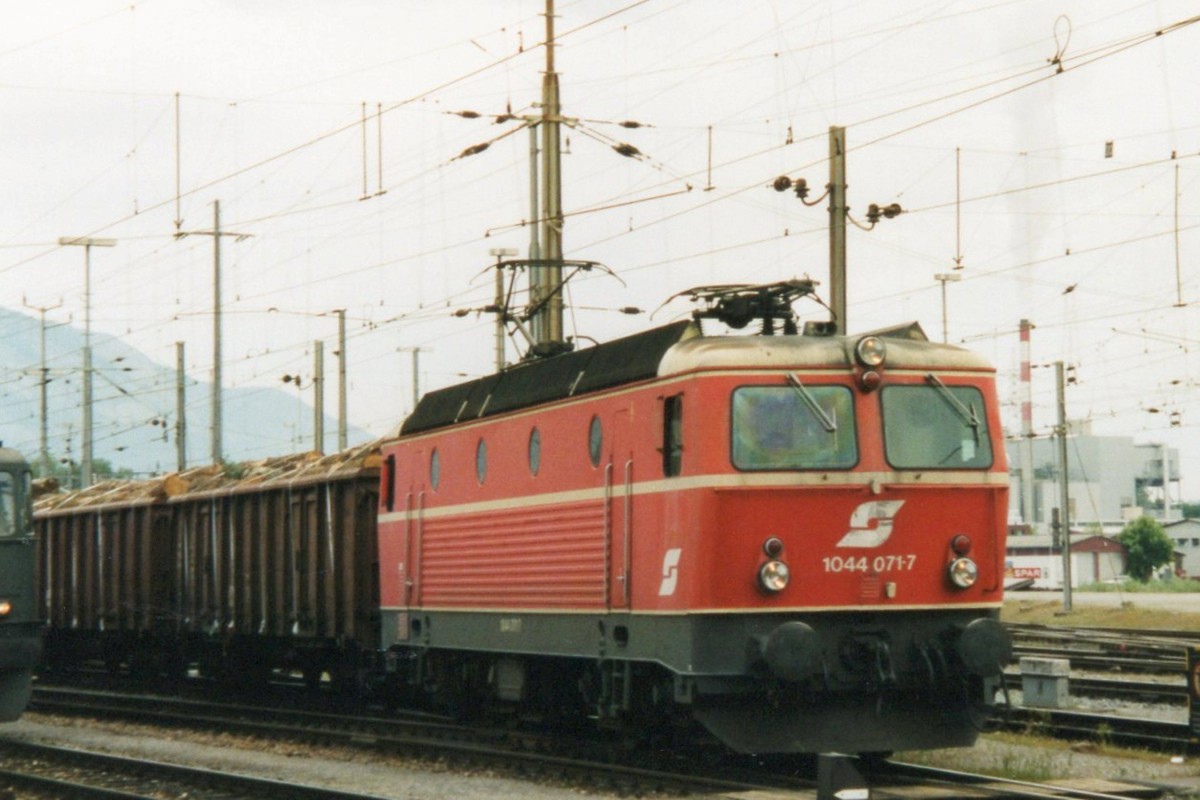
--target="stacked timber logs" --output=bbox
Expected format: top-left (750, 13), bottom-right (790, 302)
top-left (34, 440), bottom-right (382, 511)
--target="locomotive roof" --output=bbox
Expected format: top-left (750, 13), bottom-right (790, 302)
top-left (0, 447), bottom-right (27, 469)
top-left (401, 319), bottom-right (993, 435)
top-left (401, 320), bottom-right (699, 435)
top-left (657, 328), bottom-right (994, 375)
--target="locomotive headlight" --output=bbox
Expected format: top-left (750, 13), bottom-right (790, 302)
top-left (0, 600), bottom-right (12, 617)
top-left (855, 335), bottom-right (886, 367)
top-left (947, 557), bottom-right (978, 589)
top-left (758, 560), bottom-right (791, 593)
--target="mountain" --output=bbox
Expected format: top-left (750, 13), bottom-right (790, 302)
top-left (0, 306), bottom-right (373, 478)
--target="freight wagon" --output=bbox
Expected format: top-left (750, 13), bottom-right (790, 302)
top-left (0, 446), bottom-right (40, 720)
top-left (35, 445), bottom-right (380, 689)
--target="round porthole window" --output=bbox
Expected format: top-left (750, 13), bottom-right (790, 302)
top-left (430, 448), bottom-right (440, 489)
top-left (588, 415), bottom-right (603, 468)
top-left (476, 438), bottom-right (488, 484)
top-left (529, 428), bottom-right (541, 476)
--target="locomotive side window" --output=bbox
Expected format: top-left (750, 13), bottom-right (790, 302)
top-left (662, 395), bottom-right (683, 477)
top-left (588, 415), bottom-right (603, 467)
top-left (430, 448), bottom-right (441, 489)
top-left (475, 439), bottom-right (488, 484)
top-left (731, 385), bottom-right (856, 470)
top-left (384, 454), bottom-right (397, 511)
top-left (529, 427), bottom-right (541, 476)
top-left (881, 382), bottom-right (993, 469)
top-left (20, 470), bottom-right (31, 533)
top-left (0, 472), bottom-right (14, 537)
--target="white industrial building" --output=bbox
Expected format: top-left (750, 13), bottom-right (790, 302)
top-left (1006, 421), bottom-right (1180, 534)
top-left (1005, 423), bottom-right (1187, 586)
top-left (1164, 519), bottom-right (1200, 578)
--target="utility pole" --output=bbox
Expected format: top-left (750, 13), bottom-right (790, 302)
top-left (211, 202), bottom-right (224, 465)
top-left (828, 126), bottom-right (847, 333)
top-left (1162, 443), bottom-right (1173, 521)
top-left (933, 273), bottom-right (961, 343)
top-left (489, 248), bottom-right (518, 370)
top-left (175, 342), bottom-right (187, 472)
top-left (335, 310), bottom-right (347, 452)
top-left (174, 200), bottom-right (252, 466)
top-left (395, 347), bottom-right (422, 415)
top-left (58, 235), bottom-right (116, 486)
top-left (411, 348), bottom-right (420, 410)
top-left (496, 264), bottom-right (505, 370)
top-left (22, 296), bottom-right (64, 477)
top-left (534, 0), bottom-right (564, 348)
top-left (773, 127), bottom-right (900, 336)
top-left (175, 340), bottom-right (186, 472)
top-left (529, 126), bottom-right (541, 267)
top-left (313, 340), bottom-right (324, 454)
top-left (1055, 361), bottom-right (1072, 612)
top-left (399, 347), bottom-right (421, 411)
top-left (1019, 320), bottom-right (1035, 528)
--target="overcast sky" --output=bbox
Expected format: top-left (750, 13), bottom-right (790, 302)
top-left (1, 1), bottom-right (1198, 501)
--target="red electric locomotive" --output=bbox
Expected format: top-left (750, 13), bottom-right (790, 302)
top-left (377, 281), bottom-right (1011, 754)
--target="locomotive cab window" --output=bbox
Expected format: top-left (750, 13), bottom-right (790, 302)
top-left (731, 384), bottom-right (856, 470)
top-left (881, 380), bottom-right (993, 469)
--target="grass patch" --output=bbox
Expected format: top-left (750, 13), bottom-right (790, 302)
top-left (899, 732), bottom-right (1195, 781)
top-left (1076, 579), bottom-right (1200, 594)
top-left (1002, 599), bottom-right (1200, 630)
top-left (897, 737), bottom-right (1060, 782)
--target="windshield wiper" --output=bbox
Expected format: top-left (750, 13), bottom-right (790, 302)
top-left (924, 373), bottom-right (980, 440)
top-left (786, 373), bottom-right (837, 433)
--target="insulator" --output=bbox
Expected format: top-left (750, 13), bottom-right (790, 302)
top-left (613, 143), bottom-right (641, 158)
top-left (458, 142), bottom-right (490, 158)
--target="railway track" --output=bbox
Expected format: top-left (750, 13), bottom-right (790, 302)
top-left (0, 738), bottom-right (392, 800)
top-left (992, 704), bottom-right (1192, 753)
top-left (26, 685), bottom-right (1182, 800)
top-left (28, 686), bottom-right (763, 797)
top-left (1009, 623), bottom-right (1198, 670)
top-left (1005, 622), bottom-right (1195, 709)
top-left (879, 760), bottom-right (1167, 800)
top-left (1004, 673), bottom-right (1187, 704)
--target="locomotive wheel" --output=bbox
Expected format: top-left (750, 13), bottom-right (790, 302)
top-left (0, 670), bottom-right (33, 722)
top-left (303, 665), bottom-right (325, 693)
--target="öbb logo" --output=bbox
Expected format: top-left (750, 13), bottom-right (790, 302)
top-left (835, 500), bottom-right (906, 548)
top-left (657, 548), bottom-right (682, 596)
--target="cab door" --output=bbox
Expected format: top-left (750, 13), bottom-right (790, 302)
top-left (378, 448), bottom-right (424, 648)
top-left (607, 407), bottom-right (634, 610)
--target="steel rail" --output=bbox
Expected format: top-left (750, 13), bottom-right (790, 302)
top-left (0, 738), bottom-right (390, 800)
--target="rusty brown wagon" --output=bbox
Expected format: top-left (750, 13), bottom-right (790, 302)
top-left (35, 443), bottom-right (380, 691)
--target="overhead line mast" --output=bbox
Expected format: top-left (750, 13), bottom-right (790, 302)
top-left (533, 0), bottom-right (565, 349)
